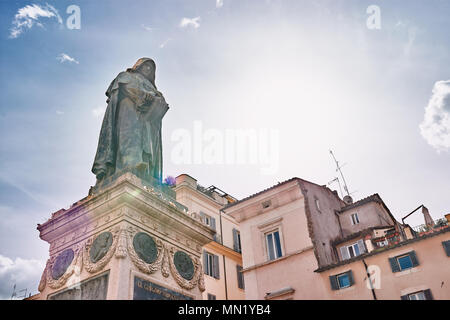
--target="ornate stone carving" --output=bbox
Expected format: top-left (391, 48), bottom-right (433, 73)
top-left (38, 259), bottom-right (50, 292)
top-left (51, 248), bottom-right (74, 280)
top-left (173, 251), bottom-right (194, 280)
top-left (167, 246), bottom-right (203, 291)
top-left (115, 227), bottom-right (128, 259)
top-left (45, 244), bottom-right (83, 290)
top-left (127, 227), bottom-right (164, 274)
top-left (90, 231), bottom-right (113, 263)
top-left (161, 246), bottom-right (170, 278)
top-left (83, 227), bottom-right (119, 273)
top-left (133, 232), bottom-right (158, 264)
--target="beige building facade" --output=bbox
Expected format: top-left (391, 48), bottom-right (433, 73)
top-left (223, 177), bottom-right (450, 300)
top-left (174, 174), bottom-right (245, 300)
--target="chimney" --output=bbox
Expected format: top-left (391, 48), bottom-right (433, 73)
top-left (422, 206), bottom-right (434, 227)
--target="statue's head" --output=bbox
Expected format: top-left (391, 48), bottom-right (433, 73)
top-left (129, 57), bottom-right (156, 85)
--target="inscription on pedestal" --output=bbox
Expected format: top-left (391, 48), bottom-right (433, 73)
top-left (133, 277), bottom-right (192, 300)
top-left (48, 272), bottom-right (109, 300)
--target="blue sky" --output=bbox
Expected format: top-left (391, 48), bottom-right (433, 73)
top-left (0, 0), bottom-right (449, 298)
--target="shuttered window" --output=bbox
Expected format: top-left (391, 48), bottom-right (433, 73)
top-left (401, 289), bottom-right (433, 300)
top-left (232, 228), bottom-right (242, 253)
top-left (200, 212), bottom-right (216, 230)
top-left (442, 240), bottom-right (450, 257)
top-left (329, 270), bottom-right (354, 290)
top-left (236, 265), bottom-right (245, 289)
top-left (389, 251), bottom-right (419, 273)
top-left (350, 213), bottom-right (360, 225)
top-left (339, 239), bottom-right (366, 261)
top-left (207, 293), bottom-right (216, 300)
top-left (203, 251), bottom-right (220, 279)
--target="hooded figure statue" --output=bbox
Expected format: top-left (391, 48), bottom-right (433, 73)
top-left (92, 58), bottom-right (168, 185)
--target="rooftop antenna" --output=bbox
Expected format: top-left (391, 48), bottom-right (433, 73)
top-left (329, 150), bottom-right (351, 198)
top-left (327, 177), bottom-right (344, 198)
top-left (10, 284), bottom-right (27, 300)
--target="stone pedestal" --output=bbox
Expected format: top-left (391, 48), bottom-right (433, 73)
top-left (35, 173), bottom-right (214, 300)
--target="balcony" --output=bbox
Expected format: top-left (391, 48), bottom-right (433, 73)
top-left (411, 218), bottom-right (449, 237)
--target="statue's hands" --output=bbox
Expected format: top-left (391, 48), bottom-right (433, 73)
top-left (137, 104), bottom-right (150, 113)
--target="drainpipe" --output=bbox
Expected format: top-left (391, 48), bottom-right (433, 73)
top-left (362, 259), bottom-right (377, 300)
top-left (219, 209), bottom-right (228, 300)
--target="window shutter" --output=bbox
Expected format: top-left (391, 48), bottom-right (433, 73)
top-left (340, 247), bottom-right (350, 261)
top-left (389, 257), bottom-right (401, 273)
top-left (442, 240), bottom-right (450, 257)
top-left (329, 275), bottom-right (339, 290)
top-left (232, 228), bottom-right (239, 251)
top-left (357, 239), bottom-right (366, 254)
top-left (409, 251), bottom-right (419, 267)
top-left (401, 295), bottom-right (409, 300)
top-left (347, 270), bottom-right (355, 286)
top-left (213, 255), bottom-right (220, 279)
top-left (203, 251), bottom-right (208, 275)
top-left (210, 217), bottom-right (216, 230)
top-left (236, 265), bottom-right (244, 289)
top-left (424, 289), bottom-right (433, 300)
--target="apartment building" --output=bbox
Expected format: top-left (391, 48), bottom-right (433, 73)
top-left (222, 177), bottom-right (450, 300)
top-left (174, 174), bottom-right (245, 300)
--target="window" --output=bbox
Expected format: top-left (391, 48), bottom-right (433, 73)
top-left (401, 289), bottom-right (433, 300)
top-left (262, 200), bottom-right (272, 209)
top-left (200, 212), bottom-right (216, 230)
top-left (350, 213), bottom-right (360, 225)
top-left (337, 273), bottom-right (351, 288)
top-left (442, 240), bottom-right (450, 257)
top-left (339, 240), bottom-right (366, 261)
top-left (207, 293), bottom-right (216, 300)
top-left (329, 270), bottom-right (354, 290)
top-left (315, 198), bottom-right (321, 212)
top-left (203, 251), bottom-right (220, 279)
top-left (232, 228), bottom-right (242, 253)
top-left (407, 292), bottom-right (425, 300)
top-left (389, 251), bottom-right (419, 272)
top-left (236, 265), bottom-right (245, 289)
top-left (397, 255), bottom-right (413, 270)
top-left (265, 230), bottom-right (283, 261)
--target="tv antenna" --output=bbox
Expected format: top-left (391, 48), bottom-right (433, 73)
top-left (10, 284), bottom-right (28, 300)
top-left (329, 150), bottom-right (351, 197)
top-left (327, 177), bottom-right (344, 198)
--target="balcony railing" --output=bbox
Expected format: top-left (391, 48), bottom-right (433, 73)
top-left (411, 218), bottom-right (449, 236)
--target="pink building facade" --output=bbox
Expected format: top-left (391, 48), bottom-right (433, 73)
top-left (223, 177), bottom-right (450, 300)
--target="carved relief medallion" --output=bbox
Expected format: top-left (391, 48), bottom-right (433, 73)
top-left (173, 251), bottom-right (194, 280)
top-left (90, 232), bottom-right (113, 263)
top-left (51, 249), bottom-right (74, 280)
top-left (133, 232), bottom-right (158, 264)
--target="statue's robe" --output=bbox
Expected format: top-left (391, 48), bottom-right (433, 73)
top-left (92, 71), bottom-right (168, 183)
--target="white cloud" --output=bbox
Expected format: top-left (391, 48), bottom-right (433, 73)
top-left (420, 80), bottom-right (450, 152)
top-left (141, 24), bottom-right (153, 32)
top-left (9, 3), bottom-right (62, 39)
top-left (179, 17), bottom-right (201, 29)
top-left (57, 53), bottom-right (79, 64)
top-left (216, 0), bottom-right (224, 8)
top-left (159, 38), bottom-right (171, 49)
top-left (92, 106), bottom-right (106, 118)
top-left (56, 110), bottom-right (64, 115)
top-left (0, 254), bottom-right (45, 299)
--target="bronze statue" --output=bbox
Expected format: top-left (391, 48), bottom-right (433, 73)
top-left (92, 58), bottom-right (168, 185)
